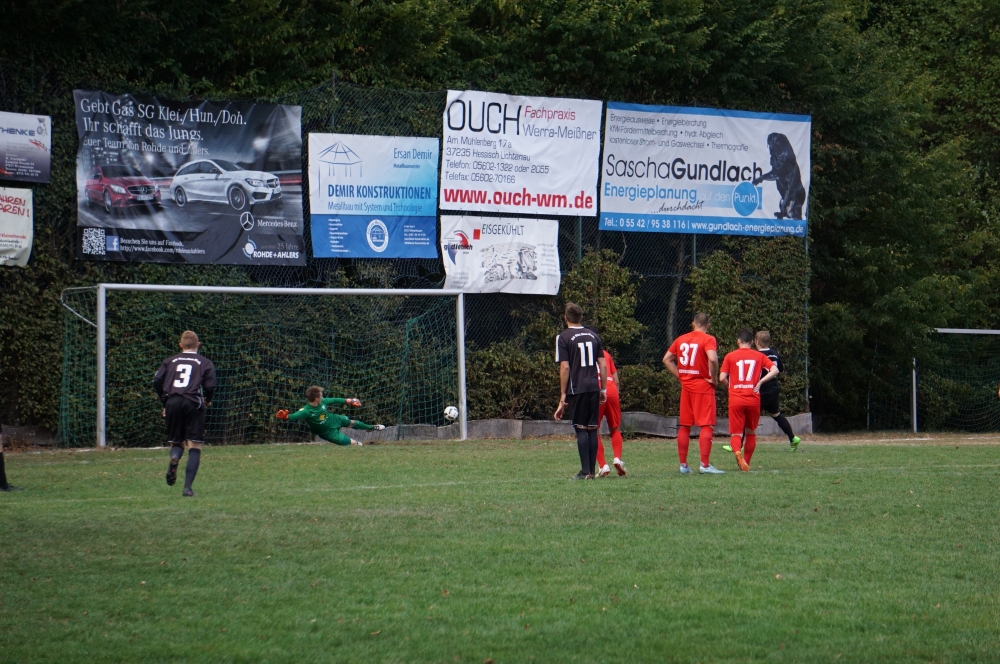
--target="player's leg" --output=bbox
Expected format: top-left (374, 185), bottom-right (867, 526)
top-left (567, 395), bottom-right (590, 479)
top-left (606, 393), bottom-right (625, 476)
top-left (743, 407), bottom-right (761, 466)
top-left (0, 432), bottom-right (16, 492)
top-left (181, 401), bottom-right (206, 497)
top-left (584, 392), bottom-right (601, 477)
top-left (164, 396), bottom-right (186, 487)
top-left (696, 393), bottom-right (722, 474)
top-left (595, 401), bottom-right (610, 476)
top-left (762, 391), bottom-right (799, 449)
top-left (321, 430), bottom-right (354, 446)
top-left (728, 406), bottom-right (749, 471)
top-left (677, 389), bottom-right (693, 473)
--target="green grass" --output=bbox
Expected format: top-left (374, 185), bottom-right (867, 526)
top-left (2, 437), bottom-right (999, 662)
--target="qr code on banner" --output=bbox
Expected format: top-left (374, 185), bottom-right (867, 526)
top-left (81, 228), bottom-right (105, 255)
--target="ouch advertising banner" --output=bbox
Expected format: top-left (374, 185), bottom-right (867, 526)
top-left (309, 133), bottom-right (439, 258)
top-left (599, 102), bottom-right (811, 237)
top-left (0, 187), bottom-right (33, 266)
top-left (441, 215), bottom-right (560, 294)
top-left (74, 90), bottom-right (304, 265)
top-left (440, 91), bottom-right (602, 216)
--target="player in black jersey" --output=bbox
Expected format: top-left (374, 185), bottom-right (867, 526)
top-left (153, 331), bottom-right (217, 496)
top-left (753, 330), bottom-right (800, 450)
top-left (553, 303), bottom-right (607, 479)
top-left (0, 409), bottom-right (22, 492)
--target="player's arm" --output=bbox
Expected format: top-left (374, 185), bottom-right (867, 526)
top-left (662, 350), bottom-right (680, 380)
top-left (202, 363), bottom-right (217, 407)
top-left (707, 349), bottom-right (720, 387)
top-left (152, 361), bottom-right (167, 400)
top-left (553, 361), bottom-right (570, 420)
top-left (718, 356), bottom-right (731, 389)
top-left (597, 355), bottom-right (608, 404)
top-left (611, 369), bottom-right (620, 391)
top-left (322, 397), bottom-right (362, 407)
top-left (277, 407), bottom-right (309, 421)
top-left (754, 362), bottom-right (780, 393)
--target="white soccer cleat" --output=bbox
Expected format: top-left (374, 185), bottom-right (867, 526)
top-left (373, 424), bottom-right (385, 431)
top-left (596, 464), bottom-right (611, 477)
top-left (613, 458), bottom-right (626, 476)
top-left (351, 439), bottom-right (363, 446)
top-left (699, 464), bottom-right (724, 475)
top-left (679, 463), bottom-right (692, 475)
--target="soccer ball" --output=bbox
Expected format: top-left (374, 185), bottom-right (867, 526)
top-left (444, 406), bottom-right (459, 421)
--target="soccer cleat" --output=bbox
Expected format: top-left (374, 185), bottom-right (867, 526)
top-left (182, 488), bottom-right (195, 497)
top-left (699, 464), bottom-right (724, 475)
top-left (572, 471), bottom-right (590, 480)
top-left (166, 463), bottom-right (178, 486)
top-left (596, 464), bottom-right (611, 478)
top-left (351, 439), bottom-right (363, 447)
top-left (613, 458), bottom-right (627, 477)
top-left (679, 463), bottom-right (692, 475)
top-left (722, 445), bottom-right (733, 452)
top-left (0, 485), bottom-right (24, 492)
top-left (790, 436), bottom-right (801, 451)
top-left (733, 449), bottom-right (749, 472)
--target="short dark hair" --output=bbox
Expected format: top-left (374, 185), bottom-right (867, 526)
top-left (564, 302), bottom-right (583, 324)
top-left (755, 330), bottom-right (771, 347)
top-left (692, 312), bottom-right (710, 328)
top-left (737, 327), bottom-right (754, 344)
top-left (180, 330), bottom-right (199, 350)
top-left (306, 386), bottom-right (323, 402)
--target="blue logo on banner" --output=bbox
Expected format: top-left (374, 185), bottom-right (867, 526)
top-left (243, 237), bottom-right (256, 258)
top-left (106, 235), bottom-right (120, 252)
top-left (366, 219), bottom-right (389, 253)
top-left (732, 182), bottom-right (761, 217)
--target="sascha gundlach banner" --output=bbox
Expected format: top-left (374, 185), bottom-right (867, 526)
top-left (74, 90), bottom-right (304, 265)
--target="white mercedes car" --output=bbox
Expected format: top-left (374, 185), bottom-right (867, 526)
top-left (169, 159), bottom-right (281, 211)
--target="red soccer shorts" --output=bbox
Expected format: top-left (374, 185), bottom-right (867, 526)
top-left (599, 389), bottom-right (621, 430)
top-left (679, 388), bottom-right (717, 427)
top-left (728, 401), bottom-right (760, 437)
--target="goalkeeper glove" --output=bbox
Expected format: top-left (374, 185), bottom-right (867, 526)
top-left (345, 398), bottom-right (362, 407)
top-left (275, 409), bottom-right (289, 420)
top-left (373, 424), bottom-right (385, 431)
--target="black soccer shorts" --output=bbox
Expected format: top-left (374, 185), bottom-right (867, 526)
top-left (759, 389), bottom-right (781, 415)
top-left (568, 391), bottom-right (601, 428)
top-left (164, 396), bottom-right (206, 444)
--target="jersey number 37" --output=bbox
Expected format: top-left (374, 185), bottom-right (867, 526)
top-left (678, 343), bottom-right (699, 366)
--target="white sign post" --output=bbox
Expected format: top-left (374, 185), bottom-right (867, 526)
top-left (441, 215), bottom-right (560, 295)
top-left (441, 90), bottom-right (602, 216)
top-left (0, 187), bottom-right (33, 266)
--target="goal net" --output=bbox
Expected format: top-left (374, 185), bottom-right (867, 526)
top-left (59, 285), bottom-right (466, 447)
top-left (867, 329), bottom-right (1000, 432)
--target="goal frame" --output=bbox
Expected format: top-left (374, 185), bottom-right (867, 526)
top-left (94, 283), bottom-right (468, 447)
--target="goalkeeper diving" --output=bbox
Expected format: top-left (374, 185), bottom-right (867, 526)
top-left (276, 386), bottom-right (385, 446)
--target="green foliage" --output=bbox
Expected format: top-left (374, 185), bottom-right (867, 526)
top-left (466, 340), bottom-right (557, 420)
top-left (560, 249), bottom-right (645, 351)
top-left (690, 237), bottom-right (809, 416)
top-left (616, 364), bottom-right (681, 417)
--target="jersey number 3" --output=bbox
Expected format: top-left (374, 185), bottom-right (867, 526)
top-left (678, 343), bottom-right (699, 366)
top-left (173, 364), bottom-right (193, 388)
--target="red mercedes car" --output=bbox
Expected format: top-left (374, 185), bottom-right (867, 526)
top-left (84, 164), bottom-right (163, 213)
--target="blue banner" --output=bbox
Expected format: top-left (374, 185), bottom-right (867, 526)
top-left (309, 134), bottom-right (439, 258)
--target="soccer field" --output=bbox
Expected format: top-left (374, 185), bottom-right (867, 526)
top-left (2, 435), bottom-right (999, 662)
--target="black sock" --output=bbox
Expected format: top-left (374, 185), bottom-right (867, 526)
top-left (773, 413), bottom-right (795, 442)
top-left (184, 449), bottom-right (201, 490)
top-left (0, 452), bottom-right (8, 490)
top-left (575, 428), bottom-right (590, 474)
top-left (169, 445), bottom-right (183, 473)
top-left (588, 429), bottom-right (599, 475)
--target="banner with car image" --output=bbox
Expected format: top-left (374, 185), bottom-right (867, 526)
top-left (73, 90), bottom-right (304, 264)
top-left (441, 215), bottom-right (560, 295)
top-left (599, 102), bottom-right (811, 237)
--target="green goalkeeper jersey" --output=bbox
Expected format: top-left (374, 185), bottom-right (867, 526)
top-left (287, 398), bottom-right (352, 436)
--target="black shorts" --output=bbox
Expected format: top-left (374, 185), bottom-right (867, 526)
top-left (568, 391), bottom-right (600, 428)
top-left (760, 389), bottom-right (780, 415)
top-left (164, 396), bottom-right (206, 444)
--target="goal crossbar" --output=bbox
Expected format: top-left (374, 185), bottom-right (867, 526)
top-left (94, 283), bottom-right (468, 446)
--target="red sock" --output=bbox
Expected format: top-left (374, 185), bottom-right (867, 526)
top-left (729, 434), bottom-right (742, 453)
top-left (677, 426), bottom-right (691, 465)
top-left (744, 434), bottom-right (757, 464)
top-left (596, 435), bottom-right (606, 468)
top-left (699, 426), bottom-right (714, 467)
top-left (611, 430), bottom-right (623, 460)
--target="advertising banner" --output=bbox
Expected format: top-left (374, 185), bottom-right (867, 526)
top-left (74, 90), bottom-right (304, 264)
top-left (0, 110), bottom-right (51, 183)
top-left (441, 90), bottom-right (602, 216)
top-left (0, 187), bottom-right (33, 266)
top-left (441, 215), bottom-right (560, 294)
top-left (309, 133), bottom-right (438, 258)
top-left (599, 102), bottom-right (811, 237)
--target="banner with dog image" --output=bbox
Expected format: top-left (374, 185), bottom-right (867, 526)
top-left (441, 215), bottom-right (560, 294)
top-left (599, 102), bottom-right (811, 237)
top-left (309, 133), bottom-right (439, 258)
top-left (73, 90), bottom-right (304, 264)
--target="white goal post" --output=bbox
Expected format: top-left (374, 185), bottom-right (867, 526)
top-left (94, 283), bottom-right (468, 447)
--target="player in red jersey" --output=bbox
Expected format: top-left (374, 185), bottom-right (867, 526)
top-left (719, 328), bottom-right (780, 471)
top-left (664, 313), bottom-right (722, 474)
top-left (595, 349), bottom-right (626, 477)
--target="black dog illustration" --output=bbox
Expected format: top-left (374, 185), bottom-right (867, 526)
top-left (753, 133), bottom-right (806, 219)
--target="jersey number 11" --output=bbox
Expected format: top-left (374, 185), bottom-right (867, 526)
top-left (577, 341), bottom-right (594, 367)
